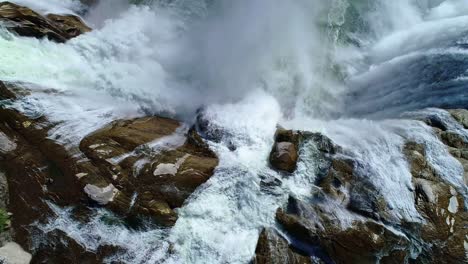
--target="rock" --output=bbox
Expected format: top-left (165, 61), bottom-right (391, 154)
top-left (265, 127), bottom-right (467, 263)
top-left (0, 172), bottom-right (8, 211)
top-left (0, 171), bottom-right (11, 247)
top-left (270, 142), bottom-right (298, 173)
top-left (0, 81), bottom-right (121, 260)
top-left (404, 142), bottom-right (467, 263)
top-left (83, 184), bottom-right (119, 205)
top-left (448, 109), bottom-right (468, 129)
top-left (254, 228), bottom-right (311, 264)
top-left (420, 108), bottom-right (468, 184)
top-left (440, 131), bottom-right (467, 149)
top-left (269, 129), bottom-right (301, 173)
top-left (45, 14), bottom-right (91, 39)
top-left (0, 2), bottom-right (91, 42)
top-left (79, 116), bottom-right (218, 226)
top-left (0, 242), bottom-right (31, 264)
top-left (276, 197), bottom-right (410, 264)
top-left (31, 229), bottom-right (104, 264)
top-left (276, 197), bottom-right (410, 263)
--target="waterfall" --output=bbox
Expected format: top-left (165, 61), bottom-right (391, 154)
top-left (1, 0), bottom-right (467, 263)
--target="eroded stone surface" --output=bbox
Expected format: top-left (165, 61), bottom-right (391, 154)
top-left (0, 2), bottom-right (91, 42)
top-left (260, 126), bottom-right (468, 264)
top-left (254, 228), bottom-right (311, 264)
top-left (84, 184), bottom-right (119, 205)
top-left (449, 109), bottom-right (468, 129)
top-left (79, 119), bottom-right (218, 225)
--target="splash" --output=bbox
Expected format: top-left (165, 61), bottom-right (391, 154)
top-left (1, 0), bottom-right (468, 263)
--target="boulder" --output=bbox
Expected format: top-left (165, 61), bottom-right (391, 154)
top-left (79, 118), bottom-right (219, 226)
top-left (269, 129), bottom-right (300, 173)
top-left (0, 2), bottom-right (91, 42)
top-left (0, 82), bottom-right (174, 261)
top-left (264, 127), bottom-right (467, 263)
top-left (420, 108), bottom-right (468, 184)
top-left (448, 109), bottom-right (468, 129)
top-left (45, 14), bottom-right (91, 39)
top-left (31, 229), bottom-right (117, 264)
top-left (404, 142), bottom-right (467, 263)
top-left (275, 197), bottom-right (410, 264)
top-left (270, 142), bottom-right (298, 173)
top-left (254, 228), bottom-right (312, 264)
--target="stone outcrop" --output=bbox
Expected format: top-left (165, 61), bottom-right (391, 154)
top-left (404, 142), bottom-right (467, 263)
top-left (254, 228), bottom-right (311, 264)
top-left (274, 196), bottom-right (410, 264)
top-left (448, 109), bottom-right (468, 129)
top-left (414, 108), bottom-right (468, 184)
top-left (0, 2), bottom-right (91, 42)
top-left (45, 14), bottom-right (91, 39)
top-left (79, 118), bottom-right (218, 226)
top-left (260, 126), bottom-right (468, 264)
top-left (0, 81), bottom-right (218, 260)
top-left (269, 129), bottom-right (300, 173)
top-left (0, 81), bottom-right (101, 260)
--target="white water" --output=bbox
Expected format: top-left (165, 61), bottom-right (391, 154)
top-left (1, 0), bottom-right (468, 263)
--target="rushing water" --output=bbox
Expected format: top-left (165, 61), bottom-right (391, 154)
top-left (1, 0), bottom-right (468, 263)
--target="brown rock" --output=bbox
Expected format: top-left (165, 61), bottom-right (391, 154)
top-left (269, 129), bottom-right (301, 173)
top-left (404, 142), bottom-right (467, 263)
top-left (46, 14), bottom-right (91, 39)
top-left (80, 117), bottom-right (218, 225)
top-left (440, 131), bottom-right (467, 149)
top-left (254, 228), bottom-right (311, 264)
top-left (0, 2), bottom-right (91, 42)
top-left (270, 142), bottom-right (298, 172)
top-left (448, 109), bottom-right (468, 129)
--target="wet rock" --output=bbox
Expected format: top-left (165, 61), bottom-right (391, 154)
top-left (45, 14), bottom-right (91, 39)
top-left (440, 131), bottom-right (467, 149)
top-left (83, 184), bottom-right (119, 205)
top-left (404, 142), bottom-right (467, 263)
top-left (422, 108), bottom-right (468, 185)
top-left (80, 116), bottom-right (218, 226)
top-left (254, 228), bottom-right (311, 264)
top-left (270, 142), bottom-right (298, 173)
top-left (448, 109), bottom-right (468, 129)
top-left (31, 229), bottom-right (100, 264)
top-left (195, 108), bottom-right (224, 143)
top-left (0, 171), bottom-right (11, 247)
top-left (276, 198), bottom-right (409, 263)
top-left (266, 129), bottom-right (467, 263)
top-left (269, 129), bottom-right (300, 173)
top-left (0, 2), bottom-right (91, 42)
top-left (0, 81), bottom-right (116, 261)
top-left (194, 108), bottom-right (237, 150)
top-left (276, 196), bottom-right (410, 264)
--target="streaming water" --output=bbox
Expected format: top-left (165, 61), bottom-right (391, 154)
top-left (0, 0), bottom-right (467, 263)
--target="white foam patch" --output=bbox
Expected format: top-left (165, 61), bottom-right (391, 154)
top-left (7, 0), bottom-right (83, 15)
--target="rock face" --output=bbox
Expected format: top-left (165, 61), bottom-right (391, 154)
top-left (448, 109), bottom-right (468, 129)
top-left (0, 81), bottom-right (218, 260)
top-left (0, 2), bottom-right (91, 42)
top-left (254, 228), bottom-right (311, 264)
top-left (45, 14), bottom-right (91, 39)
top-left (79, 118), bottom-right (219, 226)
top-left (269, 129), bottom-right (300, 173)
top-left (404, 142), bottom-right (467, 263)
top-left (261, 126), bottom-right (468, 264)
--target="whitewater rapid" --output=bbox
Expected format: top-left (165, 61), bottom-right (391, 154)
top-left (1, 0), bottom-right (467, 263)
